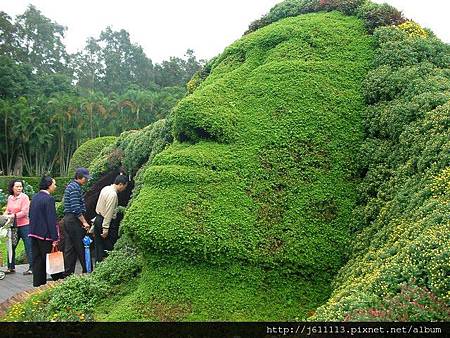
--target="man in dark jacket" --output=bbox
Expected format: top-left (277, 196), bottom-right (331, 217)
top-left (29, 176), bottom-right (62, 287)
top-left (63, 167), bottom-right (91, 275)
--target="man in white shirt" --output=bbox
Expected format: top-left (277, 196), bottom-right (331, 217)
top-left (93, 174), bottom-right (128, 263)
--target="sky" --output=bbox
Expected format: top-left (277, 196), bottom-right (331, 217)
top-left (1, 0), bottom-right (449, 63)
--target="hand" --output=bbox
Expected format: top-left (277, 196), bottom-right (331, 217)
top-left (82, 222), bottom-right (90, 231)
top-left (101, 228), bottom-right (109, 239)
top-left (52, 241), bottom-right (59, 247)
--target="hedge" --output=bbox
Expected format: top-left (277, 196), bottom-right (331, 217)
top-left (68, 136), bottom-right (117, 175)
top-left (0, 176), bottom-right (71, 203)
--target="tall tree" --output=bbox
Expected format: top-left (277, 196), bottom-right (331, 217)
top-left (15, 5), bottom-right (70, 75)
top-left (70, 37), bottom-right (103, 94)
top-left (73, 27), bottom-right (154, 94)
top-left (0, 11), bottom-right (20, 58)
top-left (98, 27), bottom-right (154, 93)
top-left (154, 49), bottom-right (204, 87)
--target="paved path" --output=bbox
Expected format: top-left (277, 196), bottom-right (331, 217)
top-left (0, 263), bottom-right (83, 303)
top-left (0, 264), bottom-right (33, 303)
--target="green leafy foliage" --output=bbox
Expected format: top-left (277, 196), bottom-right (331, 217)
top-left (0, 6), bottom-right (200, 177)
top-left (87, 12), bottom-right (375, 320)
top-left (245, 0), bottom-right (404, 35)
top-left (84, 119), bottom-right (172, 201)
top-left (0, 176), bottom-right (70, 202)
top-left (343, 284), bottom-right (450, 321)
top-left (120, 119), bottom-right (173, 176)
top-left (319, 0), bottom-right (365, 15)
top-left (68, 136), bottom-right (117, 174)
top-left (93, 254), bottom-right (330, 321)
top-left (313, 25), bottom-right (450, 321)
top-left (6, 1), bottom-right (449, 323)
top-left (3, 235), bottom-right (143, 322)
top-left (7, 12), bottom-right (373, 322)
top-left (0, 188), bottom-right (6, 207)
top-left (124, 12), bottom-right (373, 282)
top-left (356, 1), bottom-right (405, 33)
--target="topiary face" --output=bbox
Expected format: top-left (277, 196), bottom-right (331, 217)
top-left (123, 12), bottom-right (374, 276)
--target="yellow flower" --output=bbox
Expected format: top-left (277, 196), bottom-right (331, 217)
top-left (398, 21), bottom-right (428, 38)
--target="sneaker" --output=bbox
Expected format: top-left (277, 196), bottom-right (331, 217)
top-left (23, 270), bottom-right (32, 275)
top-left (5, 269), bottom-right (15, 274)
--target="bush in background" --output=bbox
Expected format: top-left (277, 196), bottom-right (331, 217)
top-left (0, 176), bottom-right (70, 203)
top-left (67, 136), bottom-right (117, 175)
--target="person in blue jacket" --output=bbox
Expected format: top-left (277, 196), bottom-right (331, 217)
top-left (29, 176), bottom-right (62, 287)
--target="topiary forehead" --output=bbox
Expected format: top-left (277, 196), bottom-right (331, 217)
top-left (172, 12), bottom-right (372, 146)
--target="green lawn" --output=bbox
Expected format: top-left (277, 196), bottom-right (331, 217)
top-left (0, 238), bottom-right (26, 268)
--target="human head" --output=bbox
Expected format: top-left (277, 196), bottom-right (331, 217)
top-left (74, 167), bottom-right (91, 185)
top-left (114, 174), bottom-right (129, 193)
top-left (39, 176), bottom-right (56, 194)
top-left (8, 179), bottom-right (23, 196)
top-left (122, 13), bottom-right (372, 275)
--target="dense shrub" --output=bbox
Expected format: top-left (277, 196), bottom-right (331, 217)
top-left (246, 0), bottom-right (405, 35)
top-left (319, 0), bottom-right (364, 15)
top-left (398, 21), bottom-right (428, 39)
top-left (120, 119), bottom-right (173, 176)
top-left (246, 0), bottom-right (314, 34)
top-left (67, 136), bottom-right (117, 174)
top-left (86, 120), bottom-right (171, 181)
top-left (0, 189), bottom-right (6, 207)
top-left (3, 235), bottom-right (143, 322)
top-left (313, 25), bottom-right (450, 321)
top-left (91, 254), bottom-right (330, 321)
top-left (10, 12), bottom-right (371, 321)
top-left (119, 12), bottom-right (373, 320)
top-left (356, 2), bottom-right (405, 33)
top-left (343, 284), bottom-right (450, 321)
top-left (5, 2), bottom-right (448, 323)
top-left (0, 176), bottom-right (70, 203)
top-left (187, 63), bottom-right (217, 95)
top-left (372, 27), bottom-right (450, 69)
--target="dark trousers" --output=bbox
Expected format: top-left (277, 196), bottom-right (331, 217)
top-left (31, 238), bottom-right (63, 287)
top-left (63, 214), bottom-right (87, 275)
top-left (93, 215), bottom-right (118, 263)
top-left (8, 225), bottom-right (33, 270)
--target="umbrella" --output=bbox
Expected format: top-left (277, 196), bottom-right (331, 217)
top-left (82, 235), bottom-right (93, 273)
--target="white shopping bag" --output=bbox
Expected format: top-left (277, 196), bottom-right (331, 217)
top-left (46, 246), bottom-right (65, 274)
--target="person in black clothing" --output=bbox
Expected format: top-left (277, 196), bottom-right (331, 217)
top-left (29, 176), bottom-right (63, 287)
top-left (63, 168), bottom-right (91, 276)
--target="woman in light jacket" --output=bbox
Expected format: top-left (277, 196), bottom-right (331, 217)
top-left (3, 179), bottom-right (32, 275)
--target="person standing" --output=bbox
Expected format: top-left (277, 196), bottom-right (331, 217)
top-left (94, 174), bottom-right (128, 263)
top-left (3, 179), bottom-right (32, 275)
top-left (29, 176), bottom-right (62, 287)
top-left (63, 168), bottom-right (90, 275)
